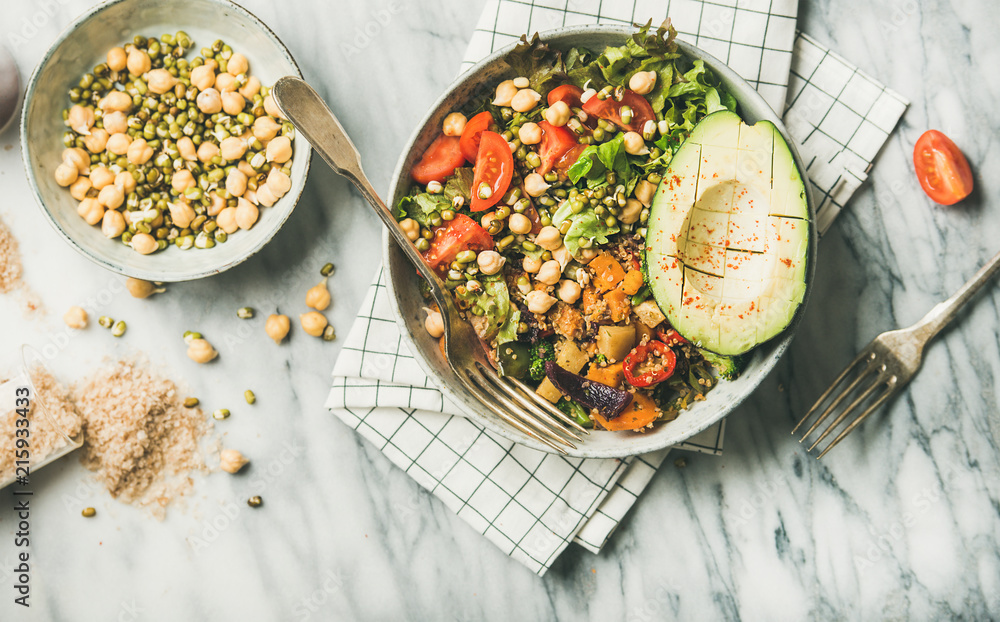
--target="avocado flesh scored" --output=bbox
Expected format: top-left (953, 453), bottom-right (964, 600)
top-left (645, 110), bottom-right (809, 356)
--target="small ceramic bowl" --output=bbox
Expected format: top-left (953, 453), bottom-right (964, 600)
top-left (20, 0), bottom-right (312, 282)
top-left (384, 25), bottom-right (817, 458)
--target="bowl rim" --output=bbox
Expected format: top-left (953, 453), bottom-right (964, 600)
top-left (18, 0), bottom-right (313, 283)
top-left (383, 23), bottom-right (817, 457)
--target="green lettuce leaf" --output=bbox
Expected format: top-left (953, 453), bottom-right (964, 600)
top-left (455, 276), bottom-right (512, 342)
top-left (551, 201), bottom-right (620, 256)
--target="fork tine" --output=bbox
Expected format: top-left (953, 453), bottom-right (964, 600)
top-left (507, 376), bottom-right (590, 435)
top-left (792, 351), bottom-right (874, 435)
top-left (797, 362), bottom-right (877, 442)
top-left (815, 382), bottom-right (897, 459)
top-left (807, 373), bottom-right (887, 451)
top-left (483, 373), bottom-right (584, 442)
top-left (462, 369), bottom-right (575, 453)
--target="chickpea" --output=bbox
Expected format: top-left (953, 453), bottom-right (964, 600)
top-left (518, 122), bottom-right (542, 145)
top-left (442, 112), bottom-right (467, 137)
top-left (82, 128), bottom-right (109, 153)
top-left (226, 169), bottom-right (248, 197)
top-left (511, 89), bottom-right (541, 113)
top-left (220, 136), bottom-right (247, 161)
top-left (128, 232), bottom-right (157, 254)
top-left (63, 306), bottom-right (88, 329)
top-left (267, 168), bottom-right (292, 199)
top-left (265, 314), bottom-right (291, 344)
top-left (54, 162), bottom-right (78, 187)
top-left (177, 136), bottom-right (197, 161)
top-left (68, 105), bottom-right (95, 132)
top-left (620, 198), bottom-right (643, 224)
top-left (523, 173), bottom-right (550, 198)
top-left (107, 47), bottom-right (127, 72)
top-left (253, 116), bottom-right (281, 142)
top-left (222, 91), bottom-right (246, 116)
top-left (477, 250), bottom-right (505, 276)
top-left (239, 75), bottom-right (261, 99)
top-left (235, 198), bottom-right (259, 230)
top-left (266, 136), bottom-right (292, 164)
top-left (106, 132), bottom-right (133, 156)
top-left (306, 278), bottom-right (331, 311)
top-left (127, 48), bottom-right (151, 76)
top-left (126, 278), bottom-right (164, 299)
top-left (172, 169), bottom-right (195, 194)
top-left (543, 101), bottom-right (571, 127)
top-left (255, 183), bottom-right (278, 208)
top-left (219, 448), bottom-right (249, 474)
top-left (98, 184), bottom-right (124, 209)
top-left (101, 209), bottom-right (126, 238)
top-left (77, 198), bottom-right (104, 225)
top-left (215, 73), bottom-right (236, 92)
top-left (399, 218), bottom-right (420, 242)
top-left (168, 200), bottom-right (196, 229)
top-left (557, 279), bottom-right (582, 304)
top-left (89, 166), bottom-right (115, 190)
top-left (197, 141), bottom-right (220, 164)
top-left (101, 91), bottom-right (133, 113)
top-left (190, 65), bottom-right (216, 91)
top-left (263, 95), bottom-right (286, 120)
top-left (69, 176), bottom-right (92, 201)
top-left (523, 255), bottom-right (542, 274)
top-left (197, 88), bottom-right (222, 114)
top-left (299, 311), bottom-right (328, 337)
top-left (578, 247), bottom-right (599, 263)
top-left (536, 260), bottom-right (562, 285)
top-left (237, 159), bottom-right (255, 178)
top-left (493, 80), bottom-right (518, 107)
top-left (208, 191), bottom-right (226, 217)
top-left (508, 213), bottom-right (532, 235)
top-left (115, 171), bottom-right (137, 194)
top-left (62, 148), bottom-right (90, 174)
top-left (187, 338), bottom-right (219, 364)
top-left (222, 52), bottom-right (247, 75)
top-left (146, 68), bottom-right (177, 95)
top-left (525, 290), bottom-right (557, 314)
top-left (102, 110), bottom-right (127, 135)
top-left (217, 207), bottom-right (239, 234)
top-left (623, 131), bottom-right (649, 156)
top-left (424, 309), bottom-right (444, 338)
top-left (126, 137), bottom-right (154, 165)
top-left (628, 70), bottom-right (657, 95)
top-left (534, 226), bottom-right (563, 251)
top-left (552, 245), bottom-right (572, 268)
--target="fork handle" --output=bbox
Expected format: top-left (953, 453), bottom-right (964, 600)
top-left (911, 248), bottom-right (1000, 344)
top-left (270, 77), bottom-right (449, 302)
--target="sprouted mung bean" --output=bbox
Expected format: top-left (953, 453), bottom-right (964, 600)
top-left (57, 33), bottom-right (296, 255)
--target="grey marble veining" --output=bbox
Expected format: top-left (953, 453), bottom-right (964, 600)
top-left (0, 0), bottom-right (998, 620)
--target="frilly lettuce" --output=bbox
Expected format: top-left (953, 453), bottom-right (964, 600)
top-left (550, 200), bottom-right (619, 257)
top-left (455, 276), bottom-right (512, 342)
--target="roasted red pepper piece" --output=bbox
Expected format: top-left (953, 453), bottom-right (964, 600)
top-left (623, 340), bottom-right (677, 388)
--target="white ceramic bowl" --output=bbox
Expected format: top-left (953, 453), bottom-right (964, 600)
top-left (384, 25), bottom-right (817, 458)
top-left (20, 0), bottom-right (311, 282)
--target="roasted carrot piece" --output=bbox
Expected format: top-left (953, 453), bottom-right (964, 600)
top-left (587, 362), bottom-right (625, 389)
top-left (621, 269), bottom-right (644, 295)
top-left (590, 252), bottom-right (626, 292)
top-left (603, 288), bottom-right (631, 322)
top-left (592, 392), bottom-right (660, 431)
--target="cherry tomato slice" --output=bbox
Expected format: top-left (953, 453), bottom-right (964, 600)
top-left (411, 134), bottom-right (465, 185)
top-left (420, 214), bottom-right (494, 274)
top-left (470, 131), bottom-right (513, 212)
top-left (913, 130), bottom-right (974, 206)
top-left (582, 88), bottom-right (655, 133)
top-left (547, 84), bottom-right (585, 109)
top-left (459, 111), bottom-right (494, 163)
top-left (552, 143), bottom-right (588, 180)
top-left (536, 121), bottom-right (578, 175)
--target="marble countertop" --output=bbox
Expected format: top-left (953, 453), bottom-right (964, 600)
top-left (2, 0), bottom-right (999, 619)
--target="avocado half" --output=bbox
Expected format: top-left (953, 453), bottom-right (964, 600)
top-left (644, 110), bottom-right (810, 356)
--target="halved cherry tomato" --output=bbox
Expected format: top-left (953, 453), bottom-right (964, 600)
top-left (913, 130), bottom-right (973, 205)
top-left (623, 340), bottom-right (677, 387)
top-left (536, 121), bottom-right (578, 175)
top-left (547, 84), bottom-right (585, 109)
top-left (460, 111), bottom-right (494, 163)
top-left (411, 135), bottom-right (465, 185)
top-left (582, 88), bottom-right (655, 133)
top-left (553, 143), bottom-right (588, 180)
top-left (420, 214), bottom-right (493, 274)
top-left (470, 131), bottom-right (513, 212)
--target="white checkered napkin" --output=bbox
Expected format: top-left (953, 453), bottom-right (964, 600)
top-left (327, 268), bottom-right (725, 575)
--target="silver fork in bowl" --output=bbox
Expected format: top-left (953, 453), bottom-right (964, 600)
top-left (794, 248), bottom-right (1000, 458)
top-left (272, 77), bottom-right (587, 454)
